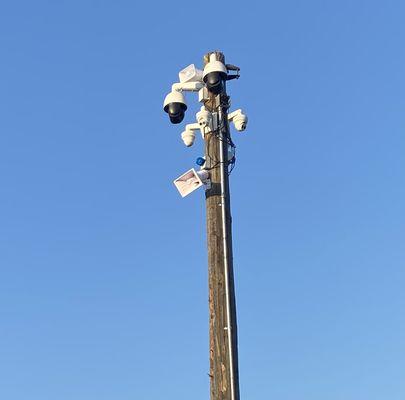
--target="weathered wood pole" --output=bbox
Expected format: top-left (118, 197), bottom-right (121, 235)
top-left (203, 51), bottom-right (240, 400)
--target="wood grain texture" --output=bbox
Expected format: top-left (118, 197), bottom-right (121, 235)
top-left (204, 51), bottom-right (240, 400)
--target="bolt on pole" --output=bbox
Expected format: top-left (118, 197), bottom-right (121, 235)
top-left (204, 51), bottom-right (240, 400)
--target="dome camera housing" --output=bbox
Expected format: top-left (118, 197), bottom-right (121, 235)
top-left (228, 109), bottom-right (248, 132)
top-left (233, 114), bottom-right (248, 131)
top-left (181, 129), bottom-right (196, 147)
top-left (163, 90), bottom-right (187, 124)
top-left (196, 106), bottom-right (212, 128)
top-left (203, 57), bottom-right (228, 95)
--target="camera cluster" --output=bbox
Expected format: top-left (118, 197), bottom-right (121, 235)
top-left (165, 53), bottom-right (248, 197)
top-left (163, 54), bottom-right (248, 147)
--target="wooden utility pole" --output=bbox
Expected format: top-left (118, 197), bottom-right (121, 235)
top-left (203, 51), bottom-right (240, 400)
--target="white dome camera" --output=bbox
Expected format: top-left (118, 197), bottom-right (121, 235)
top-left (196, 106), bottom-right (212, 128)
top-left (228, 109), bottom-right (248, 132)
top-left (181, 129), bottom-right (195, 147)
top-left (233, 113), bottom-right (248, 131)
top-left (163, 90), bottom-right (187, 124)
top-left (180, 123), bottom-right (200, 147)
top-left (203, 53), bottom-right (228, 95)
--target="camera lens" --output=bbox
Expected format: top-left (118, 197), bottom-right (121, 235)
top-left (205, 72), bottom-right (223, 95)
top-left (165, 102), bottom-right (187, 124)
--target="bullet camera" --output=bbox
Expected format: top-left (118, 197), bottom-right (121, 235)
top-left (196, 106), bottom-right (212, 128)
top-left (228, 109), bottom-right (248, 132)
top-left (163, 90), bottom-right (187, 124)
top-left (203, 53), bottom-right (228, 95)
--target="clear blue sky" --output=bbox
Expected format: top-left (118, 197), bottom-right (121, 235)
top-left (0, 1), bottom-right (404, 399)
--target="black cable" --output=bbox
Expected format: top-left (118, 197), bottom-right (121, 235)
top-left (204, 103), bottom-right (237, 175)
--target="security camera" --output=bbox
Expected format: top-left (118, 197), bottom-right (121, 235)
top-left (180, 123), bottom-right (200, 147)
top-left (228, 109), bottom-right (248, 132)
top-left (233, 113), bottom-right (247, 131)
top-left (163, 81), bottom-right (205, 124)
top-left (196, 106), bottom-right (212, 128)
top-left (203, 53), bottom-right (227, 95)
top-left (163, 90), bottom-right (187, 124)
top-left (181, 130), bottom-right (195, 147)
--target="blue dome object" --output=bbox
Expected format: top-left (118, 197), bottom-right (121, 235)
top-left (196, 157), bottom-right (206, 166)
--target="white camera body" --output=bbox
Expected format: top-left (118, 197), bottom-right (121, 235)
top-left (181, 130), bottom-right (195, 147)
top-left (181, 123), bottom-right (201, 147)
top-left (203, 59), bottom-right (227, 80)
top-left (196, 106), bottom-right (212, 128)
top-left (228, 109), bottom-right (248, 132)
top-left (163, 82), bottom-right (205, 124)
top-left (163, 90), bottom-right (186, 110)
top-left (202, 53), bottom-right (228, 95)
top-left (163, 90), bottom-right (187, 124)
